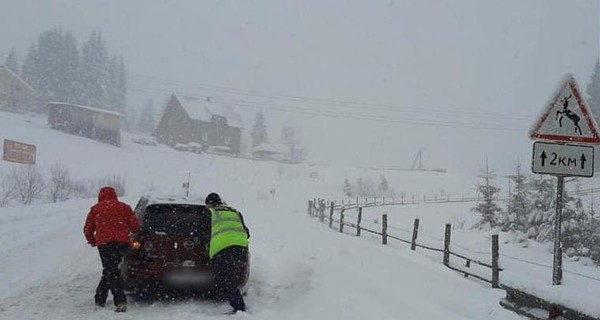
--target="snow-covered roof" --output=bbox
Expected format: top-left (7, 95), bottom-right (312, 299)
top-left (0, 65), bottom-right (35, 93)
top-left (48, 101), bottom-right (124, 117)
top-left (252, 142), bottom-right (280, 154)
top-left (177, 96), bottom-right (242, 128)
top-left (208, 145), bottom-right (232, 152)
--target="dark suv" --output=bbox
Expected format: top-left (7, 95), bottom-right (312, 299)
top-left (120, 195), bottom-right (249, 295)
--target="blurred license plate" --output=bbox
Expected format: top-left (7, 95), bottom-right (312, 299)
top-left (166, 270), bottom-right (214, 285)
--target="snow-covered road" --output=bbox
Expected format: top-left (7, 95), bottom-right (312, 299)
top-left (0, 197), bottom-right (523, 320)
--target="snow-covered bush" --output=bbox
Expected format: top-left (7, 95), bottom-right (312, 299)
top-left (10, 165), bottom-right (46, 205)
top-left (0, 171), bottom-right (16, 207)
top-left (47, 162), bottom-right (72, 203)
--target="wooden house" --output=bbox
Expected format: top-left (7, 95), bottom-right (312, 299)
top-left (47, 102), bottom-right (123, 146)
top-left (0, 65), bottom-right (35, 113)
top-left (155, 95), bottom-right (242, 154)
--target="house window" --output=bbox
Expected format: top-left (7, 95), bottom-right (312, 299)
top-left (211, 115), bottom-right (227, 126)
top-left (201, 131), bottom-right (208, 142)
top-left (224, 135), bottom-right (232, 146)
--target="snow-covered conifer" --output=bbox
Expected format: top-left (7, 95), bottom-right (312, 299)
top-left (472, 159), bottom-right (501, 229)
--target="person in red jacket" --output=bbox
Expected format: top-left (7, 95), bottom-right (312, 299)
top-left (83, 186), bottom-right (139, 312)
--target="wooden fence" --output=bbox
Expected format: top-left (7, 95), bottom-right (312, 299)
top-left (307, 198), bottom-right (500, 288)
top-left (307, 198), bottom-right (600, 320)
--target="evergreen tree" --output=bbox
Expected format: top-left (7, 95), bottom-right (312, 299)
top-left (586, 59), bottom-right (600, 169)
top-left (21, 45), bottom-right (39, 89)
top-left (251, 109), bottom-right (268, 148)
top-left (378, 175), bottom-right (389, 194)
top-left (4, 47), bottom-right (19, 74)
top-left (35, 27), bottom-right (78, 103)
top-left (499, 162), bottom-right (531, 232)
top-left (587, 216), bottom-right (600, 264)
top-left (107, 55), bottom-right (127, 112)
top-left (561, 190), bottom-right (589, 257)
top-left (526, 175), bottom-right (555, 241)
top-left (343, 178), bottom-right (353, 197)
top-left (137, 99), bottom-right (156, 133)
top-left (22, 28), bottom-right (80, 104)
top-left (61, 32), bottom-right (80, 104)
top-left (472, 159), bottom-right (502, 229)
top-left (586, 58), bottom-right (600, 124)
top-left (79, 31), bottom-right (109, 108)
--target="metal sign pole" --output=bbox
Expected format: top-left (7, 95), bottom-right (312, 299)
top-left (552, 175), bottom-right (564, 285)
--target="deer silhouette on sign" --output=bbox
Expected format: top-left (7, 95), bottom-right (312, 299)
top-left (555, 94), bottom-right (582, 135)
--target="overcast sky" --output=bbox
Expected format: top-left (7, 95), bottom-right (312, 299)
top-left (1, 0), bottom-right (598, 176)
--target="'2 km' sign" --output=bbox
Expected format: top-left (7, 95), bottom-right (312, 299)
top-left (532, 141), bottom-right (594, 177)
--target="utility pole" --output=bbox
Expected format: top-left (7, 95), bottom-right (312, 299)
top-left (411, 149), bottom-right (423, 170)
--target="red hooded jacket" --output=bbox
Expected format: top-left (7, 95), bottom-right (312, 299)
top-left (83, 187), bottom-right (140, 246)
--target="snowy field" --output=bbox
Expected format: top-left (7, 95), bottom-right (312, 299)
top-left (0, 111), bottom-right (599, 319)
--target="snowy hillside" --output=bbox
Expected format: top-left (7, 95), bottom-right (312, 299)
top-left (0, 110), bottom-right (599, 319)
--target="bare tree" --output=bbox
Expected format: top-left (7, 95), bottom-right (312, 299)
top-left (48, 162), bottom-right (72, 203)
top-left (0, 172), bottom-right (16, 207)
top-left (11, 165), bottom-right (46, 205)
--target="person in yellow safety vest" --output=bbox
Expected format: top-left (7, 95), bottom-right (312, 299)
top-left (205, 192), bottom-right (250, 314)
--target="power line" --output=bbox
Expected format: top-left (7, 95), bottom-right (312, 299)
top-left (127, 72), bottom-right (535, 121)
top-left (127, 83), bottom-right (530, 131)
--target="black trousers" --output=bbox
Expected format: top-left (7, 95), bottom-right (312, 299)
top-left (212, 246), bottom-right (248, 312)
top-left (95, 242), bottom-right (129, 306)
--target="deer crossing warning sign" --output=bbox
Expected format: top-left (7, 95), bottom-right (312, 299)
top-left (529, 75), bottom-right (600, 144)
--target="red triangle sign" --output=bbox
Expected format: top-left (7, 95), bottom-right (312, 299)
top-left (530, 75), bottom-right (600, 144)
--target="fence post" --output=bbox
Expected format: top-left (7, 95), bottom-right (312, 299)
top-left (492, 234), bottom-right (499, 288)
top-left (329, 205), bottom-right (334, 228)
top-left (443, 224), bottom-right (451, 266)
top-left (356, 207), bottom-right (362, 237)
top-left (339, 209), bottom-right (345, 233)
top-left (382, 214), bottom-right (388, 245)
top-left (411, 218), bottom-right (419, 251)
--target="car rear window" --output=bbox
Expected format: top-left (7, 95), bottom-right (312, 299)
top-left (143, 204), bottom-right (210, 237)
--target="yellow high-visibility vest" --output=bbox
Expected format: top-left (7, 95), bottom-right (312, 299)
top-left (209, 207), bottom-right (248, 258)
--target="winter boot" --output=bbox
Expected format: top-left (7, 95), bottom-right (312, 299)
top-left (115, 303), bottom-right (127, 313)
top-left (226, 308), bottom-right (246, 315)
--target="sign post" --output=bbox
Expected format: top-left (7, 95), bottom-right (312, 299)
top-left (552, 176), bottom-right (564, 285)
top-left (529, 75), bottom-right (600, 285)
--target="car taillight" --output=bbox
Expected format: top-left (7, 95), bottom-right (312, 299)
top-left (131, 241), bottom-right (141, 250)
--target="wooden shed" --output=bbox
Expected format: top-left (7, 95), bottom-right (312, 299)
top-left (47, 102), bottom-right (123, 146)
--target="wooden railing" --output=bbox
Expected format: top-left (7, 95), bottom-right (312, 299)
top-left (307, 198), bottom-right (600, 320)
top-left (307, 198), bottom-right (500, 288)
